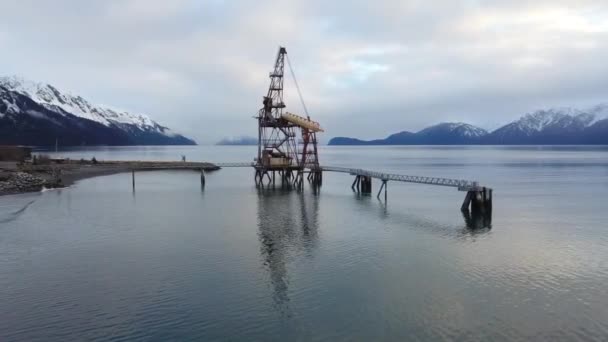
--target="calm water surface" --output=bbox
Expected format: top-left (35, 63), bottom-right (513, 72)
top-left (1, 146), bottom-right (608, 341)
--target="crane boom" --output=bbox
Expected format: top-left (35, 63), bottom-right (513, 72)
top-left (282, 112), bottom-right (324, 132)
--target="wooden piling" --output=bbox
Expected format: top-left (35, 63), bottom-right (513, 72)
top-left (488, 188), bottom-right (493, 215)
top-left (132, 170), bottom-right (135, 190)
top-left (472, 190), bottom-right (483, 216)
top-left (461, 191), bottom-right (473, 211)
top-left (461, 187), bottom-right (493, 229)
top-left (360, 176), bottom-right (372, 194)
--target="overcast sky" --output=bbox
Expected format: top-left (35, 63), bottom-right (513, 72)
top-left (2, 0), bottom-right (607, 143)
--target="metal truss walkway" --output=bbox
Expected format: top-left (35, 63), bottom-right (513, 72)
top-left (212, 162), bottom-right (482, 191)
top-left (211, 161), bottom-right (491, 224)
top-left (320, 166), bottom-right (481, 191)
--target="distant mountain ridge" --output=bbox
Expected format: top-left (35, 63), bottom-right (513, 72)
top-left (329, 105), bottom-right (608, 145)
top-left (485, 106), bottom-right (608, 144)
top-left (0, 76), bottom-right (195, 146)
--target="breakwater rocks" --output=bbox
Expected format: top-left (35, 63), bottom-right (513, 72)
top-left (0, 171), bottom-right (60, 195)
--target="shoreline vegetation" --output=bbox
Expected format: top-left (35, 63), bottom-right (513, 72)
top-left (0, 159), bottom-right (219, 197)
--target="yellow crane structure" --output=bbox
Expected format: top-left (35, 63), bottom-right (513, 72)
top-left (281, 112), bottom-right (323, 133)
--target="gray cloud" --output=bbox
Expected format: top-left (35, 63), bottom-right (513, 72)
top-left (1, 0), bottom-right (607, 143)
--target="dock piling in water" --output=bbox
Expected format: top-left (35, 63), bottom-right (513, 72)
top-left (360, 176), bottom-right (372, 194)
top-left (377, 180), bottom-right (388, 200)
top-left (461, 186), bottom-right (492, 227)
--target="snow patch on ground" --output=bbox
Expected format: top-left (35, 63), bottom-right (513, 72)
top-left (1, 98), bottom-right (20, 115)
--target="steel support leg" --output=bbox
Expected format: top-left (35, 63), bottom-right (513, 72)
top-left (385, 181), bottom-right (387, 200)
top-left (377, 180), bottom-right (385, 198)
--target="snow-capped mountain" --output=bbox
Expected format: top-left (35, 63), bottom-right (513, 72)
top-left (417, 123), bottom-right (488, 141)
top-left (328, 105), bottom-right (608, 145)
top-left (0, 76), bottom-right (195, 146)
top-left (329, 122), bottom-right (489, 145)
top-left (486, 105), bottom-right (608, 144)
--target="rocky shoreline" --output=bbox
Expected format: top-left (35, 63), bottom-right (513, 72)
top-left (0, 160), bottom-right (219, 197)
top-left (0, 171), bottom-right (58, 195)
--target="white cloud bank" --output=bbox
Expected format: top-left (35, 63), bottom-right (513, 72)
top-left (1, 0), bottom-right (607, 142)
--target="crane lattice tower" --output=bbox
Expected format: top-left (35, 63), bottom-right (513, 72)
top-left (254, 46), bottom-right (322, 187)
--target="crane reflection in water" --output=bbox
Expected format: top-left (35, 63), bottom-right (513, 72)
top-left (255, 185), bottom-right (319, 316)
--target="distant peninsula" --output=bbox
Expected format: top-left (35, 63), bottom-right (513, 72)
top-left (328, 105), bottom-right (608, 145)
top-left (216, 136), bottom-right (257, 145)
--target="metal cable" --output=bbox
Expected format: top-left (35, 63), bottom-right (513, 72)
top-left (286, 53), bottom-right (311, 119)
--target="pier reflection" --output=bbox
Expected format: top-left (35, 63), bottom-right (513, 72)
top-left (255, 186), bottom-right (320, 315)
top-left (360, 194), bottom-right (492, 238)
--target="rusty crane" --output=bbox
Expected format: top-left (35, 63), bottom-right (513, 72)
top-left (254, 46), bottom-right (323, 188)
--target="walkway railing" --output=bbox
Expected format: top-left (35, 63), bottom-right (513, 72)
top-left (214, 162), bottom-right (255, 167)
top-left (320, 166), bottom-right (481, 191)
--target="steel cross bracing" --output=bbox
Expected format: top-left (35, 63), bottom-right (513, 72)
top-left (320, 166), bottom-right (481, 191)
top-left (214, 162), bottom-right (313, 169)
